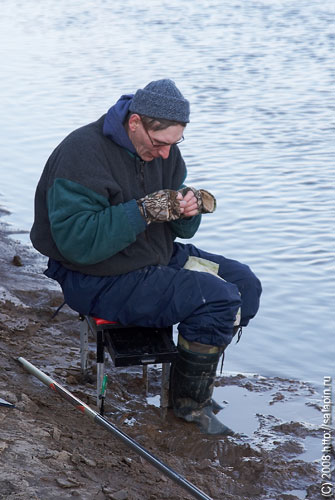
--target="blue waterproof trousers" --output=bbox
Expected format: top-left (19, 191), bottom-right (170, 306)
top-left (45, 243), bottom-right (262, 347)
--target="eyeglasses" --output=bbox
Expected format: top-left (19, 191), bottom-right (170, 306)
top-left (141, 119), bottom-right (184, 148)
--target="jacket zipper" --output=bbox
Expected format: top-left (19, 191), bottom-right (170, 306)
top-left (139, 159), bottom-right (146, 193)
top-left (138, 158), bottom-right (161, 265)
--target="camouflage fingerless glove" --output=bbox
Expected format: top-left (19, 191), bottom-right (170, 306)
top-left (137, 189), bottom-right (182, 224)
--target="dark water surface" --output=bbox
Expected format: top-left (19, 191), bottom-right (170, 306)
top-left (0, 0), bottom-right (333, 387)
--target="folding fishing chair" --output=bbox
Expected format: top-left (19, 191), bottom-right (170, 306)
top-left (79, 316), bottom-right (178, 415)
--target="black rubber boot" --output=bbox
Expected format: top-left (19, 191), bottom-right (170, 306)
top-left (170, 335), bottom-right (234, 436)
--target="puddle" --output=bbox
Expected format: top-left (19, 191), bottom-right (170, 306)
top-left (147, 394), bottom-right (160, 408)
top-left (285, 489), bottom-right (307, 499)
top-left (298, 435), bottom-right (321, 462)
top-left (213, 380), bottom-right (321, 462)
top-left (214, 383), bottom-right (319, 431)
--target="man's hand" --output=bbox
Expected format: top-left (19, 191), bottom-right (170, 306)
top-left (178, 189), bottom-right (199, 217)
top-left (179, 187), bottom-right (216, 216)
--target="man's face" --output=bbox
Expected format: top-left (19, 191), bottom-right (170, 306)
top-left (129, 116), bottom-right (185, 162)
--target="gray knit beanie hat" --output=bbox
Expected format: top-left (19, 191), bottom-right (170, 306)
top-left (129, 79), bottom-right (190, 123)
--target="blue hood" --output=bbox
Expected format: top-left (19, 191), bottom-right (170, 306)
top-left (103, 94), bottom-right (137, 154)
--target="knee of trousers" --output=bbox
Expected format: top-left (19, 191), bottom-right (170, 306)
top-left (238, 274), bottom-right (262, 326)
top-left (244, 272), bottom-right (262, 297)
top-left (177, 278), bottom-right (242, 347)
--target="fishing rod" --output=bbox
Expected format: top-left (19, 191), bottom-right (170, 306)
top-left (0, 397), bottom-right (15, 408)
top-left (17, 357), bottom-right (213, 500)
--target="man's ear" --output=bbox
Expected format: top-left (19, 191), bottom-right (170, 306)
top-left (128, 113), bottom-right (141, 132)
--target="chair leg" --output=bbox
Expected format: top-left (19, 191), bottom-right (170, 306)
top-left (142, 365), bottom-right (149, 396)
top-left (80, 318), bottom-right (89, 377)
top-left (160, 362), bottom-right (171, 419)
top-left (96, 330), bottom-right (105, 408)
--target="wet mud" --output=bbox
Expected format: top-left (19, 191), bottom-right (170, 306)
top-left (0, 216), bottom-right (326, 499)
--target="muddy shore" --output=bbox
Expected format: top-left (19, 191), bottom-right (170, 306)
top-left (0, 212), bottom-right (326, 499)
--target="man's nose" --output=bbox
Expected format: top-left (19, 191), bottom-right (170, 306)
top-left (158, 145), bottom-right (171, 159)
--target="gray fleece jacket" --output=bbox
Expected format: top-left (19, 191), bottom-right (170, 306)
top-left (30, 114), bottom-right (201, 276)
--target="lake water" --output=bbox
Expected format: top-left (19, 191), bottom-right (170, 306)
top-left (0, 0), bottom-right (333, 388)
